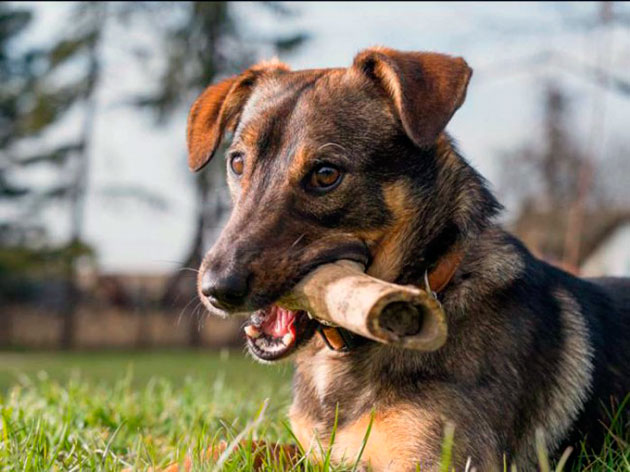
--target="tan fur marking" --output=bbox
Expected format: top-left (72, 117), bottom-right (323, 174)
top-left (290, 403), bottom-right (439, 471)
top-left (288, 145), bottom-right (311, 184)
top-left (365, 182), bottom-right (417, 282)
top-left (288, 407), bottom-right (316, 451)
top-left (333, 405), bottom-right (438, 471)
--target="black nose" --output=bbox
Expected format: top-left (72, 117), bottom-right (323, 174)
top-left (201, 268), bottom-right (249, 309)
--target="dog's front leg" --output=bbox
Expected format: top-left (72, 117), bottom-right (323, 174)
top-left (291, 399), bottom-right (506, 472)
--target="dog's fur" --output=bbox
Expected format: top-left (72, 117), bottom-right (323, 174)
top-left (188, 48), bottom-right (630, 470)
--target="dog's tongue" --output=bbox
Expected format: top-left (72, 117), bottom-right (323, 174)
top-left (261, 305), bottom-right (297, 338)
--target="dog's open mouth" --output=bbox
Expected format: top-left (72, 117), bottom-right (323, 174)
top-left (243, 305), bottom-right (317, 361)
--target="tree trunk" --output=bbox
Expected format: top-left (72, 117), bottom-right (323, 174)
top-left (60, 4), bottom-right (104, 349)
top-left (135, 288), bottom-right (150, 349)
top-left (60, 267), bottom-right (80, 349)
top-left (0, 307), bottom-right (12, 347)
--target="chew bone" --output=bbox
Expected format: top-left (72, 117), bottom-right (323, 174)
top-left (280, 260), bottom-right (448, 351)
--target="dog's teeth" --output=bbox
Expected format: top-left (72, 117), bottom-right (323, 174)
top-left (282, 333), bottom-right (294, 346)
top-left (245, 325), bottom-right (261, 338)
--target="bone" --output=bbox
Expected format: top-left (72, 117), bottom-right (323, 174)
top-left (280, 260), bottom-right (448, 351)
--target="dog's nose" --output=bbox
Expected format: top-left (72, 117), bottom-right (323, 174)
top-left (201, 267), bottom-right (249, 310)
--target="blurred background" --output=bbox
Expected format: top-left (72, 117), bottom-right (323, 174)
top-left (1, 1), bottom-right (629, 352)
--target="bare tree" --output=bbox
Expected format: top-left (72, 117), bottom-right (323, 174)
top-left (494, 2), bottom-right (630, 272)
top-left (500, 81), bottom-right (630, 270)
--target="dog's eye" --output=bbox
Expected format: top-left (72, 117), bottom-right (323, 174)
top-left (229, 153), bottom-right (244, 176)
top-left (307, 165), bottom-right (342, 192)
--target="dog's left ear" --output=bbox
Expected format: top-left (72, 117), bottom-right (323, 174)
top-left (352, 47), bottom-right (472, 148)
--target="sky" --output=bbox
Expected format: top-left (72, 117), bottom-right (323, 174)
top-left (18, 2), bottom-right (630, 274)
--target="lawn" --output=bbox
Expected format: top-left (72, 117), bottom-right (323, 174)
top-left (0, 350), bottom-right (628, 471)
top-left (0, 350), bottom-right (296, 471)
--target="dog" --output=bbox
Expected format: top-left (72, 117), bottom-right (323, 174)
top-left (186, 47), bottom-right (630, 470)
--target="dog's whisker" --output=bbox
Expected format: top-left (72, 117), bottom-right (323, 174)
top-left (195, 304), bottom-right (207, 331)
top-left (176, 295), bottom-right (200, 326)
top-left (316, 142), bottom-right (347, 154)
top-left (192, 300), bottom-right (204, 320)
top-left (203, 300), bottom-right (232, 319)
top-left (291, 233), bottom-right (306, 248)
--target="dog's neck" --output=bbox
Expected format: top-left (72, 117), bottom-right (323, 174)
top-left (391, 135), bottom-right (501, 288)
top-left (313, 136), bottom-right (502, 353)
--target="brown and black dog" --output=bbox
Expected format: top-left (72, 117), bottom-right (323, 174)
top-left (187, 47), bottom-right (630, 470)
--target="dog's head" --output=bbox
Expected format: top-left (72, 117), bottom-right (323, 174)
top-left (188, 47), bottom-right (498, 361)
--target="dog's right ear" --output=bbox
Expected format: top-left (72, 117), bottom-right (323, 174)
top-left (187, 61), bottom-right (290, 171)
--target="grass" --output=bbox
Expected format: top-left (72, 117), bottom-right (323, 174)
top-left (0, 350), bottom-right (628, 471)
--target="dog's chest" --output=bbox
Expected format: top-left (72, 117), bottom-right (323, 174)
top-left (289, 393), bottom-right (437, 470)
top-left (311, 349), bottom-right (349, 399)
top-left (291, 347), bottom-right (438, 470)
top-left (297, 344), bottom-right (371, 410)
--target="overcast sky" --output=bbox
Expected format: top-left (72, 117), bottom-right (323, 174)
top-left (23, 2), bottom-right (630, 274)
